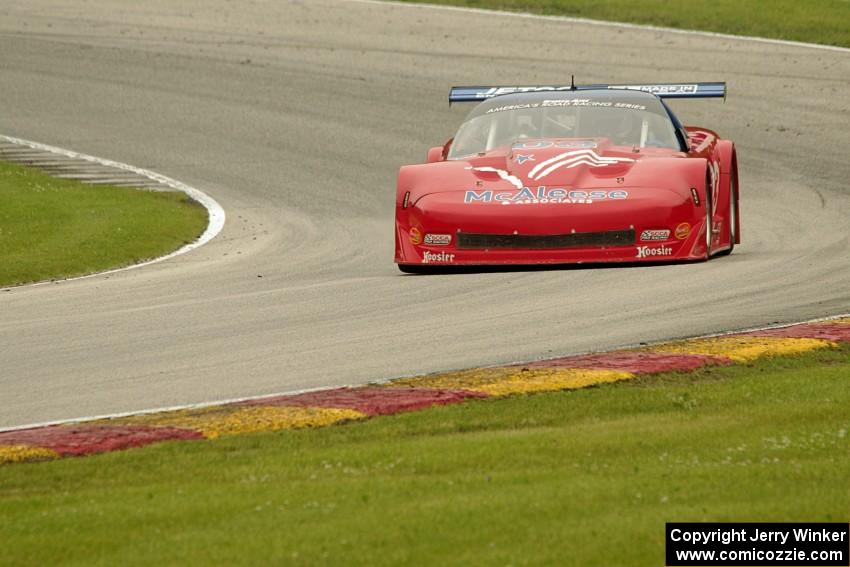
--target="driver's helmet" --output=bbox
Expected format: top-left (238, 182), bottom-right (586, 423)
top-left (593, 110), bottom-right (640, 145)
top-left (611, 111), bottom-right (641, 145)
top-left (515, 115), bottom-right (538, 139)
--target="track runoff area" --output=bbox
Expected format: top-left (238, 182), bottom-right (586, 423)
top-left (4, 318), bottom-right (850, 455)
top-left (3, 317), bottom-right (850, 565)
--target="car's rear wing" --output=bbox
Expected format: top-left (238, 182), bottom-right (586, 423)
top-left (448, 82), bottom-right (726, 103)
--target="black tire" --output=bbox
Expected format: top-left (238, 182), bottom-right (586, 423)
top-left (716, 174), bottom-right (737, 257)
top-left (704, 174), bottom-right (713, 260)
top-left (397, 264), bottom-right (428, 274)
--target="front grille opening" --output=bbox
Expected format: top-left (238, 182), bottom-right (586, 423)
top-left (456, 229), bottom-right (635, 250)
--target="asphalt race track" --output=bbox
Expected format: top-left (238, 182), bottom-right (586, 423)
top-left (1, 0), bottom-right (849, 429)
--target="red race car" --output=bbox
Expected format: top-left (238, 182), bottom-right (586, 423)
top-left (394, 82), bottom-right (739, 273)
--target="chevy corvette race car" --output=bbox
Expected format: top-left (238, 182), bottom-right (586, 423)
top-left (394, 82), bottom-right (739, 272)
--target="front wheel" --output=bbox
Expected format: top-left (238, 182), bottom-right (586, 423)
top-left (704, 184), bottom-right (713, 260)
top-left (397, 264), bottom-right (428, 274)
top-left (716, 175), bottom-right (737, 257)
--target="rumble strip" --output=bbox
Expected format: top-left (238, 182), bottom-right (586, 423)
top-left (2, 317), bottom-right (850, 464)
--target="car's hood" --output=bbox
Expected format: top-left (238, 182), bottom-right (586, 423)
top-left (497, 139), bottom-right (641, 187)
top-left (400, 139), bottom-right (692, 208)
top-left (466, 139), bottom-right (691, 190)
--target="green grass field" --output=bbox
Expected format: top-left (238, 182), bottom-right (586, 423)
top-left (397, 0), bottom-right (850, 48)
top-left (0, 160), bottom-right (208, 287)
top-left (2, 346), bottom-right (848, 566)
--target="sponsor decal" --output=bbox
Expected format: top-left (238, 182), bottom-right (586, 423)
top-left (464, 187), bottom-right (628, 206)
top-left (478, 86), bottom-right (573, 98)
top-left (483, 98), bottom-right (649, 113)
top-left (608, 84), bottom-right (698, 96)
top-left (528, 149), bottom-right (634, 181)
top-left (409, 227), bottom-right (422, 245)
top-left (640, 229), bottom-right (670, 241)
top-left (541, 99), bottom-right (646, 111)
top-left (513, 140), bottom-right (597, 150)
top-left (515, 154), bottom-right (535, 164)
top-left (422, 251), bottom-right (455, 264)
top-left (675, 222), bottom-right (691, 240)
top-left (472, 84), bottom-right (698, 99)
top-left (486, 103), bottom-right (539, 114)
top-left (636, 245), bottom-right (673, 259)
top-left (424, 233), bottom-right (451, 246)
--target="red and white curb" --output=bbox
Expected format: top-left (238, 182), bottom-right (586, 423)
top-left (2, 314), bottom-right (848, 464)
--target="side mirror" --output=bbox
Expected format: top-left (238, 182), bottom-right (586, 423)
top-left (426, 146), bottom-right (444, 163)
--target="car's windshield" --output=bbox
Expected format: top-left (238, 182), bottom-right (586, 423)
top-left (447, 90), bottom-right (680, 159)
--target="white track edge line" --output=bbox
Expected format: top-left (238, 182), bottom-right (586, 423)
top-left (0, 134), bottom-right (226, 289)
top-left (2, 311), bottom-right (848, 433)
top-left (347, 0), bottom-right (850, 54)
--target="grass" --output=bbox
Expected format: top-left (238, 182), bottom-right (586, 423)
top-left (1, 345), bottom-right (848, 566)
top-left (0, 160), bottom-right (208, 287)
top-left (395, 0), bottom-right (850, 48)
